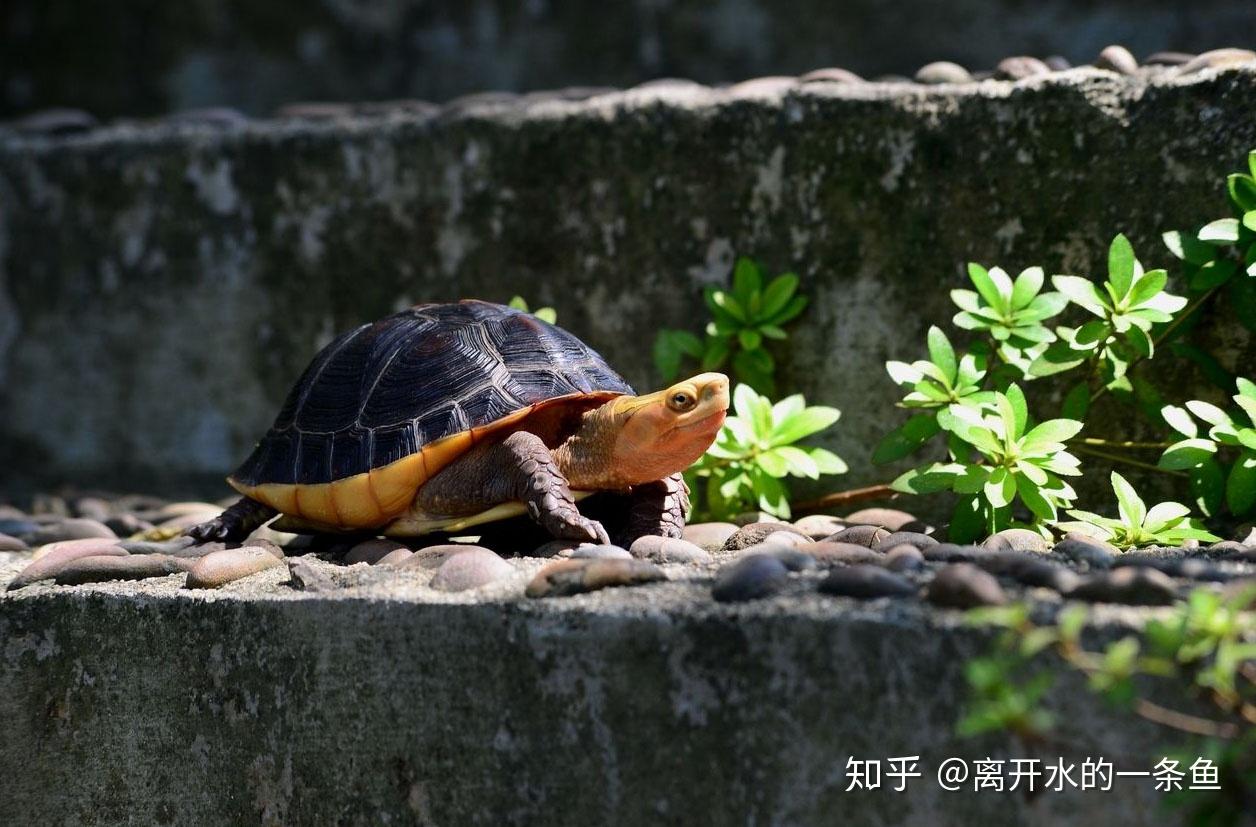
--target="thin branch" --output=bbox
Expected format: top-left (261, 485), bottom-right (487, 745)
top-left (1132, 698), bottom-right (1241, 739)
top-left (1070, 437), bottom-right (1175, 450)
top-left (793, 483), bottom-right (898, 515)
top-left (1070, 444), bottom-right (1186, 477)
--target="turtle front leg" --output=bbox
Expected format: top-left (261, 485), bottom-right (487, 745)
top-left (620, 473), bottom-right (690, 545)
top-left (417, 431), bottom-right (610, 545)
top-left (187, 496), bottom-right (278, 543)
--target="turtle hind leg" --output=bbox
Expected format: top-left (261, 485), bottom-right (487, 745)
top-left (187, 497), bottom-right (278, 543)
top-left (620, 473), bottom-right (690, 545)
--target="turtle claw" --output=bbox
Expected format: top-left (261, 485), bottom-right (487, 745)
top-left (544, 510), bottom-right (609, 545)
top-left (186, 517), bottom-right (229, 543)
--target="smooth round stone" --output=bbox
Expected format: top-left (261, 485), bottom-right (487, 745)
top-left (573, 544), bottom-right (633, 560)
top-left (374, 548), bottom-right (415, 566)
top-left (185, 547), bottom-right (284, 588)
top-left (883, 545), bottom-right (925, 572)
top-left (923, 543), bottom-right (989, 563)
top-left (722, 522), bottom-right (810, 551)
top-left (978, 552), bottom-right (1079, 593)
top-left (275, 101), bottom-right (354, 119)
top-left (1180, 539), bottom-right (1200, 551)
top-left (118, 537), bottom-right (202, 557)
top-left (1095, 45), bottom-right (1138, 75)
top-left (1144, 51), bottom-right (1195, 66)
top-left (431, 548), bottom-right (514, 592)
top-left (0, 519), bottom-right (39, 540)
top-left (824, 524), bottom-right (889, 548)
top-left (401, 544), bottom-right (487, 570)
top-left (681, 522), bottom-right (738, 550)
top-left (873, 531), bottom-right (937, 552)
top-left (819, 565), bottom-right (917, 599)
top-left (711, 555), bottom-right (789, 603)
top-left (532, 539), bottom-right (584, 558)
top-left (732, 511), bottom-right (788, 526)
top-left (1180, 48), bottom-right (1256, 75)
top-left (72, 497), bottom-right (112, 522)
top-left (51, 554), bottom-right (194, 586)
top-left (1044, 55), bottom-right (1072, 71)
top-left (12, 108), bottom-right (97, 134)
top-left (344, 538), bottom-right (409, 565)
top-left (926, 564), bottom-right (1007, 608)
top-left (525, 558), bottom-right (665, 598)
top-left (1066, 568), bottom-right (1178, 606)
top-left (793, 514), bottom-right (848, 539)
top-left (628, 536), bottom-right (710, 564)
top-left (155, 502), bottom-right (222, 521)
top-left (982, 528), bottom-right (1049, 553)
top-left (728, 76), bottom-right (796, 97)
top-left (9, 540), bottom-right (128, 590)
top-left (914, 61), bottom-right (972, 84)
top-left (105, 513), bottom-right (154, 537)
top-left (286, 557), bottom-right (337, 591)
top-left (27, 518), bottom-right (116, 545)
top-left (0, 533), bottom-right (27, 551)
top-left (802, 541), bottom-right (882, 565)
top-left (165, 107), bottom-right (249, 127)
top-left (1052, 533), bottom-right (1116, 569)
top-left (995, 56), bottom-right (1051, 80)
top-left (842, 508), bottom-right (917, 531)
top-left (743, 545), bottom-right (816, 572)
top-left (0, 505), bottom-right (26, 520)
top-left (1206, 540), bottom-right (1250, 556)
top-left (799, 67), bottom-right (863, 84)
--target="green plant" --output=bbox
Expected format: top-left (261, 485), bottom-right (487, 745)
top-left (654, 257), bottom-right (806, 395)
top-left (685, 384), bottom-right (845, 520)
top-left (1160, 379), bottom-right (1256, 519)
top-left (1056, 472), bottom-right (1219, 548)
top-left (507, 295), bottom-right (556, 324)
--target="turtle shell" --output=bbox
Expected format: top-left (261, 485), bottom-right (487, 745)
top-left (229, 300), bottom-right (633, 528)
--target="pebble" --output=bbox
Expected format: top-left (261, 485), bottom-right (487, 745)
top-left (27, 518), bottom-right (117, 545)
top-left (165, 107), bottom-right (249, 127)
top-left (0, 505), bottom-right (27, 520)
top-left (1112, 554), bottom-right (1233, 582)
top-left (711, 555), bottom-right (790, 602)
top-left (873, 531), bottom-right (937, 552)
top-left (923, 543), bottom-right (990, 563)
top-left (374, 548), bottom-right (415, 566)
top-left (155, 502), bottom-right (223, 522)
top-left (1066, 567), bottom-right (1178, 605)
top-left (1179, 48), bottom-right (1256, 75)
top-left (275, 101), bottom-right (354, 119)
top-left (11, 108), bottom-right (97, 134)
top-left (914, 61), bottom-right (972, 84)
top-left (732, 511), bottom-right (788, 526)
top-left (982, 529), bottom-right (1049, 553)
top-left (8, 541), bottom-right (128, 589)
top-left (728, 76), bottom-right (796, 97)
top-left (1206, 540), bottom-right (1250, 556)
top-left (977, 553), bottom-right (1080, 592)
top-left (1095, 45), bottom-right (1138, 75)
top-left (0, 533), bottom-right (27, 551)
top-left (401, 544), bottom-right (488, 570)
top-left (824, 525), bottom-right (890, 548)
top-left (682, 522), bottom-right (739, 550)
top-left (842, 508), bottom-right (917, 531)
top-left (995, 56), bottom-right (1051, 80)
top-left (430, 548), bottom-right (515, 591)
top-left (573, 544), bottom-right (634, 560)
top-left (185, 547), bottom-right (284, 588)
top-left (800, 541), bottom-right (883, 566)
top-left (628, 536), bottom-right (711, 564)
top-left (1144, 51), bottom-right (1195, 66)
top-left (882, 545), bottom-right (925, 572)
top-left (525, 558), bottom-right (665, 598)
top-left (747, 545), bottom-right (817, 572)
top-left (793, 514), bottom-right (847, 539)
top-left (532, 539), bottom-right (584, 557)
top-left (1051, 533), bottom-right (1116, 569)
top-left (118, 537), bottom-right (203, 557)
top-left (50, 554), bottom-right (194, 586)
top-left (926, 564), bottom-right (1008, 608)
top-left (799, 67), bottom-right (864, 84)
top-left (1044, 55), bottom-right (1072, 71)
top-left (286, 557), bottom-right (337, 591)
top-left (105, 514), bottom-right (153, 537)
top-left (819, 565), bottom-right (918, 599)
top-left (0, 519), bottom-right (39, 540)
top-left (72, 497), bottom-right (111, 522)
top-left (344, 538), bottom-right (409, 565)
top-left (722, 522), bottom-right (810, 551)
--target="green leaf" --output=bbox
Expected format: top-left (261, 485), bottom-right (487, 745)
top-left (732, 257), bottom-right (762, 299)
top-left (948, 495), bottom-right (986, 544)
top-left (765, 294), bottom-right (808, 325)
top-left (768, 445), bottom-right (819, 478)
top-left (1110, 472), bottom-right (1146, 527)
top-left (760, 273), bottom-right (798, 318)
top-left (1199, 218), bottom-right (1241, 245)
top-left (1010, 266), bottom-right (1044, 310)
top-left (1126, 269), bottom-right (1167, 308)
top-left (738, 330), bottom-right (762, 351)
top-left (534, 307), bottom-right (557, 324)
top-left (771, 405), bottom-right (840, 444)
top-left (1107, 234), bottom-right (1136, 300)
top-left (1190, 259), bottom-right (1238, 291)
top-left (1143, 501), bottom-right (1191, 532)
top-left (1020, 419), bottom-right (1084, 451)
top-left (1052, 275), bottom-right (1109, 316)
top-left (508, 295), bottom-right (529, 311)
top-left (873, 414), bottom-right (943, 464)
top-left (891, 463), bottom-right (960, 494)
top-left (1062, 384), bottom-right (1090, 420)
top-left (1163, 229), bottom-right (1218, 265)
top-left (1226, 451), bottom-right (1256, 515)
top-left (1185, 400), bottom-right (1233, 427)
top-left (1003, 384), bottom-right (1028, 438)
top-left (1019, 292), bottom-right (1069, 322)
top-left (807, 447), bottom-right (848, 475)
top-left (984, 467), bottom-right (1016, 508)
top-left (926, 326), bottom-right (957, 383)
top-left (1228, 173), bottom-right (1256, 212)
top-left (1016, 473), bottom-right (1057, 521)
top-left (701, 337), bottom-right (731, 371)
top-left (967, 263), bottom-right (1007, 314)
top-left (1190, 457), bottom-right (1226, 516)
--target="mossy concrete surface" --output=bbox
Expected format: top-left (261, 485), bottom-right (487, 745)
top-left (0, 569), bottom-right (1185, 825)
top-left (4, 68), bottom-right (1256, 502)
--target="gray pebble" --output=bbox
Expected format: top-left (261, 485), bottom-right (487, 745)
top-left (824, 524), bottom-right (890, 548)
top-left (533, 539), bottom-right (584, 558)
top-left (1052, 533), bottom-right (1116, 568)
top-left (978, 552), bottom-right (1080, 592)
top-left (1144, 51), bottom-right (1195, 66)
top-left (740, 544), bottom-right (817, 572)
top-left (982, 528), bottom-right (1049, 553)
top-left (526, 558), bottom-right (665, 598)
top-left (105, 513), bottom-right (153, 537)
top-left (53, 554), bottom-right (194, 586)
top-left (344, 538), bottom-right (409, 565)
top-left (573, 544), bottom-right (634, 560)
top-left (873, 531), bottom-right (937, 552)
top-left (819, 565), bottom-right (917, 599)
top-left (926, 564), bottom-right (1007, 608)
top-left (11, 108), bottom-right (97, 135)
top-left (374, 548), bottom-right (415, 566)
top-left (72, 497), bottom-right (112, 522)
top-left (8, 540), bottom-right (129, 590)
top-left (722, 522), bottom-right (810, 551)
top-left (1180, 48), bottom-right (1256, 75)
top-left (286, 557), bottom-right (337, 591)
top-left (682, 522), bottom-right (739, 550)
top-left (628, 536), bottom-right (710, 564)
top-left (1066, 567), bottom-right (1178, 605)
top-left (799, 67), bottom-right (864, 84)
top-left (118, 537), bottom-right (202, 557)
top-left (712, 555), bottom-right (789, 602)
top-left (0, 519), bottom-right (38, 539)
top-left (882, 545), bottom-right (925, 572)
top-left (732, 511), bottom-right (788, 526)
top-left (923, 543), bottom-right (990, 563)
top-left (431, 548), bottom-right (515, 591)
top-left (995, 56), bottom-right (1051, 80)
top-left (165, 107), bottom-right (248, 127)
top-left (802, 541), bottom-right (883, 565)
top-left (914, 61), bottom-right (972, 84)
top-left (0, 533), bottom-right (27, 551)
top-left (1044, 55), bottom-right (1072, 71)
top-left (1095, 45), bottom-right (1138, 75)
top-left (27, 518), bottom-right (116, 545)
top-left (1206, 540), bottom-right (1250, 555)
top-left (792, 514), bottom-right (847, 539)
top-left (401, 544), bottom-right (490, 570)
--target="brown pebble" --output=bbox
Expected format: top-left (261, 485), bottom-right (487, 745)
top-left (883, 545), bottom-right (925, 572)
top-left (52, 554), bottom-right (194, 586)
top-left (926, 564), bottom-right (1007, 608)
top-left (722, 522), bottom-right (810, 551)
top-left (982, 528), bottom-right (1049, 553)
top-left (801, 541), bottom-right (884, 565)
top-left (286, 557), bottom-right (337, 591)
top-left (873, 531), bottom-right (937, 552)
top-left (27, 518), bottom-right (117, 545)
top-left (792, 514), bottom-right (848, 539)
top-left (572, 544), bottom-right (633, 560)
top-left (1066, 567), bottom-right (1178, 606)
top-left (431, 548), bottom-right (514, 591)
top-left (185, 547), bottom-right (283, 589)
top-left (525, 558), bottom-right (665, 598)
top-left (629, 536), bottom-right (711, 564)
top-left (344, 538), bottom-right (408, 565)
top-left (681, 522), bottom-right (739, 550)
top-left (819, 565), bottom-right (917, 599)
top-left (1180, 48), bottom-right (1256, 75)
top-left (799, 67), bottom-right (863, 84)
top-left (0, 533), bottom-right (28, 551)
top-left (399, 544), bottom-right (487, 570)
top-left (1095, 45), bottom-right (1138, 75)
top-left (375, 548), bottom-right (415, 566)
top-left (1144, 51), bottom-right (1194, 67)
top-left (842, 508), bottom-right (917, 531)
top-left (532, 539), bottom-right (584, 557)
top-left (9, 541), bottom-right (128, 589)
top-left (995, 56), bottom-right (1051, 80)
top-left (824, 524), bottom-right (890, 548)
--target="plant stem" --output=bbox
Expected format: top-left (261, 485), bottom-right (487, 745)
top-left (1070, 444), bottom-right (1186, 477)
top-left (792, 483), bottom-right (898, 515)
top-left (1069, 437), bottom-right (1175, 450)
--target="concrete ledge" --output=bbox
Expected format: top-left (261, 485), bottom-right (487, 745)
top-left (0, 561), bottom-right (1186, 825)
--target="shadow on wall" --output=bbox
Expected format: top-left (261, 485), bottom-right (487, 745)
top-left (3, 0), bottom-right (1256, 118)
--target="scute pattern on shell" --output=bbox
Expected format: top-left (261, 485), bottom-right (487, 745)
top-left (232, 301), bottom-right (633, 486)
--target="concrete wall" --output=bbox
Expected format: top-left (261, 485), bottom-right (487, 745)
top-left (3, 0), bottom-right (1256, 118)
top-left (4, 67), bottom-right (1256, 501)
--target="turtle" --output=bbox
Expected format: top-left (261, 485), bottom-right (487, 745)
top-left (188, 300), bottom-right (729, 546)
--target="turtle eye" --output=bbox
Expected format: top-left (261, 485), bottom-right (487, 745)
top-left (668, 391), bottom-right (696, 412)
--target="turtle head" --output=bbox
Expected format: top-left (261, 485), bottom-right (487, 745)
top-left (560, 373), bottom-right (729, 489)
